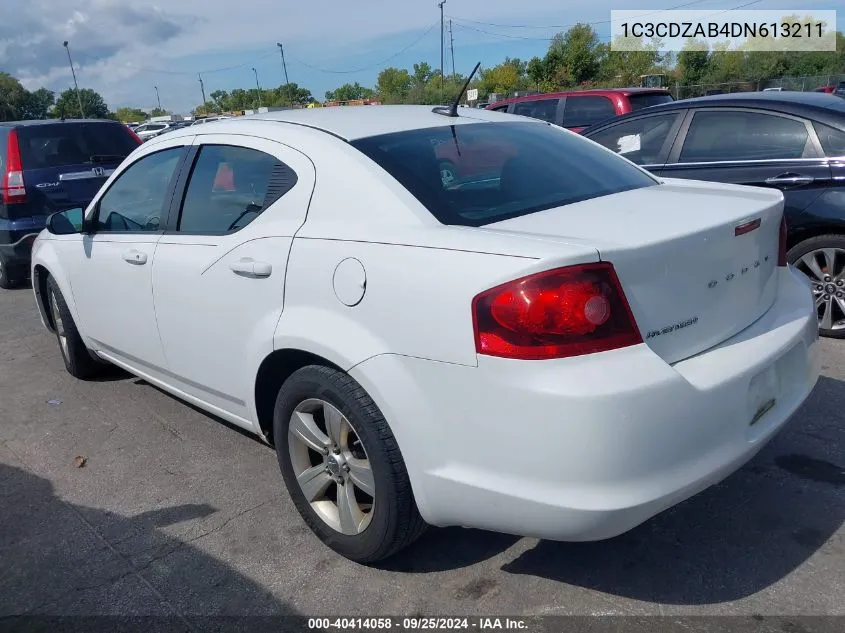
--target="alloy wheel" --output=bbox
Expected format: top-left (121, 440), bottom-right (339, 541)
top-left (288, 398), bottom-right (375, 535)
top-left (793, 247), bottom-right (845, 332)
top-left (49, 290), bottom-right (70, 360)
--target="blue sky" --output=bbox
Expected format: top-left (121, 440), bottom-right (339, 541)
top-left (0, 0), bottom-right (835, 114)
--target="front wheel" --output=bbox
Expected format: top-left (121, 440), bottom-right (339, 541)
top-left (787, 234), bottom-right (845, 338)
top-left (273, 365), bottom-right (426, 563)
top-left (46, 276), bottom-right (109, 379)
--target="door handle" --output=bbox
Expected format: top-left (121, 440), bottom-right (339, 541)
top-left (229, 257), bottom-right (272, 278)
top-left (765, 174), bottom-right (814, 186)
top-left (121, 249), bottom-right (147, 265)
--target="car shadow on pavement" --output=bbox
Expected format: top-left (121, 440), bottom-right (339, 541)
top-left (500, 375), bottom-right (845, 604)
top-left (0, 462), bottom-right (301, 622)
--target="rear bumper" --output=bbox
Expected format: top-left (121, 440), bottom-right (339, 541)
top-left (0, 216), bottom-right (47, 275)
top-left (350, 266), bottom-right (820, 540)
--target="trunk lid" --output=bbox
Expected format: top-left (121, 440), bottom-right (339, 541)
top-left (483, 178), bottom-right (784, 364)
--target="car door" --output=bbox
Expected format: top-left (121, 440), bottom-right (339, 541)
top-left (151, 134), bottom-right (315, 421)
top-left (584, 110), bottom-right (686, 170)
top-left (59, 137), bottom-right (192, 371)
top-left (661, 108), bottom-right (831, 221)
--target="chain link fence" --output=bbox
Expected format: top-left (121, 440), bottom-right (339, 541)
top-left (676, 74), bottom-right (844, 99)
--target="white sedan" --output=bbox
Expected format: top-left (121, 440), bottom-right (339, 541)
top-left (30, 106), bottom-right (820, 563)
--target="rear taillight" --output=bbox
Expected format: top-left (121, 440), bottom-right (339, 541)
top-left (778, 216), bottom-right (788, 267)
top-left (472, 263), bottom-right (642, 360)
top-left (2, 129), bottom-right (26, 204)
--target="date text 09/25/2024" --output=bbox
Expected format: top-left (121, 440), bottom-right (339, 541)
top-left (307, 618), bottom-right (528, 631)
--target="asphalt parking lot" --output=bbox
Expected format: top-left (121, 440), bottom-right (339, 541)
top-left (1, 284), bottom-right (843, 620)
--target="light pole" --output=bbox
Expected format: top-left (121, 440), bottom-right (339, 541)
top-left (154, 85), bottom-right (161, 111)
top-left (62, 41), bottom-right (85, 118)
top-left (277, 42), bottom-right (290, 106)
top-left (252, 67), bottom-right (263, 108)
top-left (276, 43), bottom-right (290, 86)
top-left (438, 1), bottom-right (446, 102)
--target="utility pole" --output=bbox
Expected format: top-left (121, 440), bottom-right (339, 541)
top-left (198, 74), bottom-right (207, 107)
top-left (438, 0), bottom-right (446, 102)
top-left (154, 85), bottom-right (161, 111)
top-left (252, 67), bottom-right (263, 108)
top-left (277, 42), bottom-right (290, 106)
top-left (449, 20), bottom-right (455, 79)
top-left (62, 41), bottom-right (85, 118)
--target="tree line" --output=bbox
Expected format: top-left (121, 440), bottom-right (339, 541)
top-left (2, 22), bottom-right (844, 124)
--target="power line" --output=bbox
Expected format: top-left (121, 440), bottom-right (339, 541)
top-left (286, 22), bottom-right (438, 74)
top-left (451, 0), bottom-right (762, 43)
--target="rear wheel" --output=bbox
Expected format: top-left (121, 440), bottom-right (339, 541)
top-left (273, 365), bottom-right (426, 563)
top-left (787, 234), bottom-right (845, 338)
top-left (46, 276), bottom-right (108, 379)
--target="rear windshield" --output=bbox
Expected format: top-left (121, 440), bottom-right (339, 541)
top-left (628, 93), bottom-right (675, 111)
top-left (351, 121), bottom-right (656, 227)
top-left (17, 122), bottom-right (139, 170)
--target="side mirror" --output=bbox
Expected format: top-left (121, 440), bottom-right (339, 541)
top-left (46, 208), bottom-right (86, 235)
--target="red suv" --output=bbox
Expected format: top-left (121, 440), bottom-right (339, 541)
top-left (486, 88), bottom-right (674, 133)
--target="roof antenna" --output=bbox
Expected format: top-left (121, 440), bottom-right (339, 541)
top-left (433, 61), bottom-right (481, 118)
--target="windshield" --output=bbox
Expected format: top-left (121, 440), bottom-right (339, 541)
top-left (628, 93), bottom-right (675, 111)
top-left (351, 121), bottom-right (657, 227)
top-left (17, 122), bottom-right (139, 169)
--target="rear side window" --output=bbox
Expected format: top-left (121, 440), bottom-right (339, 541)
top-left (628, 93), bottom-right (674, 111)
top-left (510, 98), bottom-right (559, 123)
top-left (16, 123), bottom-right (139, 170)
top-left (813, 122), bottom-right (845, 156)
top-left (177, 144), bottom-right (297, 234)
top-left (680, 110), bottom-right (810, 162)
top-left (489, 104), bottom-right (508, 113)
top-left (562, 96), bottom-right (616, 128)
top-left (588, 113), bottom-right (681, 165)
top-left (351, 121), bottom-right (656, 227)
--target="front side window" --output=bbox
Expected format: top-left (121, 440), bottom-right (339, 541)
top-left (176, 144), bottom-right (297, 234)
top-left (510, 99), bottom-right (559, 123)
top-left (562, 96), bottom-right (616, 128)
top-left (95, 147), bottom-right (184, 232)
top-left (352, 121), bottom-right (657, 227)
top-left (680, 110), bottom-right (810, 163)
top-left (587, 113), bottom-right (681, 165)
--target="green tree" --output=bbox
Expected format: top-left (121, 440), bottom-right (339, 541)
top-left (149, 107), bottom-right (168, 117)
top-left (276, 83), bottom-right (314, 106)
top-left (377, 67), bottom-right (412, 103)
top-left (325, 82), bottom-right (374, 102)
top-left (478, 58), bottom-right (530, 96)
top-left (0, 72), bottom-right (30, 121)
top-left (598, 38), bottom-right (667, 87)
top-left (53, 88), bottom-right (110, 119)
top-left (115, 107), bottom-right (148, 122)
top-left (676, 40), bottom-right (710, 85)
top-left (21, 88), bottom-right (55, 119)
top-left (552, 24), bottom-right (602, 84)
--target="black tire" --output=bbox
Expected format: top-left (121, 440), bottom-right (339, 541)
top-left (787, 234), bottom-right (845, 339)
top-left (273, 365), bottom-right (426, 563)
top-left (0, 257), bottom-right (16, 289)
top-left (46, 276), bottom-right (108, 379)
